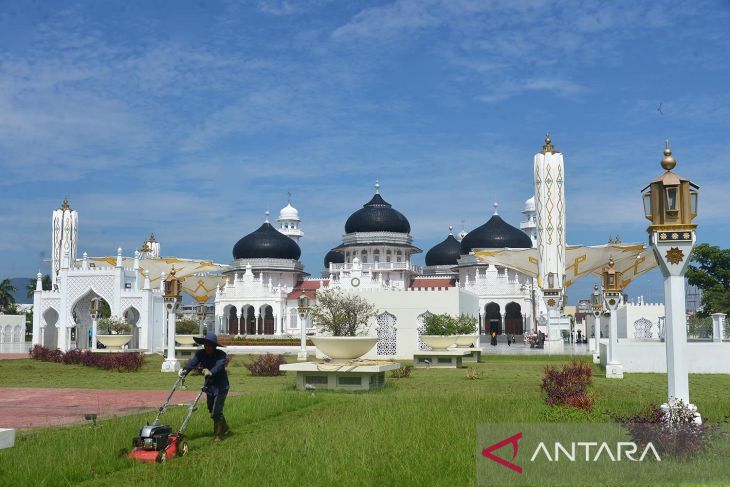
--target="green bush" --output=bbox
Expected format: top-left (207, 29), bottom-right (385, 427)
top-left (423, 313), bottom-right (477, 335)
top-left (98, 316), bottom-right (131, 334)
top-left (176, 318), bottom-right (200, 334)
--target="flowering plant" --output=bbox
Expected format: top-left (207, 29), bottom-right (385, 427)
top-left (98, 316), bottom-right (131, 334)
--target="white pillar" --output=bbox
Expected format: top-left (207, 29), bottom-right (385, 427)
top-left (237, 310), bottom-right (243, 336)
top-left (161, 303), bottom-right (180, 372)
top-left (91, 317), bottom-right (98, 350)
top-left (664, 274), bottom-right (689, 402)
top-left (711, 313), bottom-right (726, 342)
top-left (254, 311), bottom-right (260, 335)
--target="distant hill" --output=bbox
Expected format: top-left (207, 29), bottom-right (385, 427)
top-left (6, 277), bottom-right (34, 304)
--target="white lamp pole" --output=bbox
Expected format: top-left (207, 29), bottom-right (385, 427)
top-left (89, 297), bottom-right (100, 351)
top-left (161, 267), bottom-right (182, 373)
top-left (641, 141), bottom-right (699, 411)
top-left (590, 284), bottom-right (602, 364)
top-left (297, 295), bottom-right (310, 361)
top-left (602, 259), bottom-right (624, 379)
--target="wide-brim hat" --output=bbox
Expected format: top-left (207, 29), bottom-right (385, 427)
top-left (193, 333), bottom-right (222, 348)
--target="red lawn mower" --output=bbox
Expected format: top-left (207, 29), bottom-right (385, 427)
top-left (129, 374), bottom-right (208, 463)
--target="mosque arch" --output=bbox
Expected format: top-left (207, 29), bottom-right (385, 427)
top-left (13, 325), bottom-right (23, 343)
top-left (485, 302), bottom-right (502, 335)
top-left (42, 307), bottom-right (59, 348)
top-left (259, 305), bottom-right (275, 335)
top-left (123, 306), bottom-right (141, 349)
top-left (504, 302), bottom-right (523, 336)
top-left (244, 306), bottom-right (256, 335)
top-left (225, 305), bottom-right (238, 335)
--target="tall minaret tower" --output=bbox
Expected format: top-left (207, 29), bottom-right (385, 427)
top-left (534, 134), bottom-right (566, 295)
top-left (277, 193), bottom-right (303, 242)
top-left (51, 198), bottom-right (78, 287)
top-left (520, 196), bottom-right (538, 247)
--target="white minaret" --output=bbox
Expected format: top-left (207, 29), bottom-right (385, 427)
top-left (139, 233), bottom-right (161, 258)
top-left (51, 198), bottom-right (78, 287)
top-left (534, 134), bottom-right (566, 291)
top-left (520, 196), bottom-right (537, 247)
top-left (278, 193), bottom-right (303, 242)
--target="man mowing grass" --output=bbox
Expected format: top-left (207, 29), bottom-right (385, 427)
top-left (179, 333), bottom-right (230, 442)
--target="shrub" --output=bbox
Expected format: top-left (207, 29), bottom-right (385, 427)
top-left (391, 365), bottom-right (413, 378)
top-left (465, 368), bottom-right (483, 380)
top-left (423, 313), bottom-right (454, 335)
top-left (98, 316), bottom-right (131, 334)
top-left (453, 314), bottom-right (478, 334)
top-left (244, 353), bottom-right (287, 376)
top-left (618, 400), bottom-right (721, 458)
top-left (175, 319), bottom-right (200, 334)
top-left (29, 345), bottom-right (144, 372)
top-left (541, 359), bottom-right (594, 411)
top-left (309, 288), bottom-right (377, 336)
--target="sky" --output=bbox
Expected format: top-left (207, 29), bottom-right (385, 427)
top-left (1, 0), bottom-right (728, 305)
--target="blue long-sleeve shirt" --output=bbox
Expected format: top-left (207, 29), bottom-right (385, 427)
top-left (183, 349), bottom-right (229, 393)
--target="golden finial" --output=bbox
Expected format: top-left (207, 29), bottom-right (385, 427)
top-left (661, 139), bottom-right (676, 171)
top-left (608, 257), bottom-right (615, 269)
top-left (169, 266), bottom-right (176, 277)
top-left (148, 233), bottom-right (157, 243)
top-left (541, 133), bottom-right (556, 154)
top-left (60, 197), bottom-right (71, 211)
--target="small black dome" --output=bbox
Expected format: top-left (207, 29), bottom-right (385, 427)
top-left (323, 248), bottom-right (344, 268)
top-left (232, 222), bottom-right (301, 260)
top-left (345, 193), bottom-right (411, 234)
top-left (460, 215), bottom-right (533, 254)
top-left (425, 234), bottom-right (461, 266)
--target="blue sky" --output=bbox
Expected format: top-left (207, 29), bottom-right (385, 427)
top-left (1, 0), bottom-right (728, 304)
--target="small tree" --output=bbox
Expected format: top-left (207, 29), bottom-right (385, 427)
top-left (176, 318), bottom-right (200, 334)
top-left (423, 313), bottom-right (454, 335)
top-left (309, 288), bottom-right (377, 336)
top-left (453, 314), bottom-right (477, 334)
top-left (98, 316), bottom-right (131, 334)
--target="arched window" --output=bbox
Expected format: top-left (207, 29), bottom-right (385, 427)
top-left (376, 312), bottom-right (397, 356)
top-left (386, 250), bottom-right (392, 263)
top-left (373, 249), bottom-right (380, 263)
top-left (361, 249), bottom-right (368, 263)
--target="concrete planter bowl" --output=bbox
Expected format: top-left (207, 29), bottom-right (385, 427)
top-left (312, 336), bottom-right (378, 360)
top-left (97, 334), bottom-right (132, 350)
top-left (420, 335), bottom-right (457, 350)
top-left (175, 335), bottom-right (199, 346)
top-left (454, 334), bottom-right (479, 347)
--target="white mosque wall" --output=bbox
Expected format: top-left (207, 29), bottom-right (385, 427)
top-left (330, 287), bottom-right (482, 360)
top-left (600, 341), bottom-right (730, 373)
top-left (0, 315), bottom-right (25, 344)
top-left (617, 302), bottom-right (665, 340)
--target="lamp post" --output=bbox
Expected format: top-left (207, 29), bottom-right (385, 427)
top-left (641, 140), bottom-right (699, 411)
top-left (590, 284), bottom-right (602, 364)
top-left (89, 297), bottom-right (100, 350)
top-left (602, 259), bottom-right (624, 379)
top-left (161, 267), bottom-right (182, 372)
top-left (196, 303), bottom-right (208, 336)
top-left (297, 295), bottom-right (310, 361)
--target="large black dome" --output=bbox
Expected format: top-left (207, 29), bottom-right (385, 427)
top-left (460, 215), bottom-right (533, 254)
top-left (232, 222), bottom-right (301, 260)
top-left (323, 248), bottom-right (344, 268)
top-left (425, 233), bottom-right (461, 266)
top-left (345, 192), bottom-right (411, 234)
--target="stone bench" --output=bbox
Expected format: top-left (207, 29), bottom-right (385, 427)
top-left (455, 347), bottom-right (482, 363)
top-left (413, 349), bottom-right (471, 368)
top-left (279, 361), bottom-right (400, 391)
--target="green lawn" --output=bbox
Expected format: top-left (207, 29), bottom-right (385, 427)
top-left (1, 354), bottom-right (729, 487)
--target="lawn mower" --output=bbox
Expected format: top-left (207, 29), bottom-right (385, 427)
top-left (129, 374), bottom-right (208, 463)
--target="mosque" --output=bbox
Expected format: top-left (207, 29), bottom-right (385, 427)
top-left (33, 136), bottom-right (578, 359)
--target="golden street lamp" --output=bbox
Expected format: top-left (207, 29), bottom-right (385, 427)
top-left (602, 258), bottom-right (624, 378)
top-left (642, 140), bottom-right (699, 412)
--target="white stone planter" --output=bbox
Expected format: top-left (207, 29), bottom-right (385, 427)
top-left (454, 334), bottom-right (479, 348)
top-left (175, 335), bottom-right (199, 346)
top-left (312, 336), bottom-right (378, 360)
top-left (421, 335), bottom-right (457, 350)
top-left (97, 334), bottom-right (132, 350)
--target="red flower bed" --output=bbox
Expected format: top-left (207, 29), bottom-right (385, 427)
top-left (540, 359), bottom-right (594, 411)
top-left (218, 337), bottom-right (313, 346)
top-left (29, 345), bottom-right (144, 372)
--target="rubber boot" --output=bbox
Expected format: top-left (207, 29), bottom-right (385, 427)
top-left (212, 420), bottom-right (222, 442)
top-left (220, 416), bottom-right (230, 436)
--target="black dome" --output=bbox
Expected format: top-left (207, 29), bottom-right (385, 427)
top-left (425, 234), bottom-right (461, 266)
top-left (460, 215), bottom-right (533, 254)
top-left (345, 193), bottom-right (411, 234)
top-left (323, 248), bottom-right (344, 268)
top-left (232, 222), bottom-right (301, 260)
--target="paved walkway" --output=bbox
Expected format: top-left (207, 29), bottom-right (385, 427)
top-left (0, 387), bottom-right (199, 430)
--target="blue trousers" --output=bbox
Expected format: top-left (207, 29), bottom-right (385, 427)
top-left (206, 390), bottom-right (228, 421)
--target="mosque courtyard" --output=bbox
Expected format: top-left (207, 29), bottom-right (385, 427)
top-left (1, 353), bottom-right (729, 487)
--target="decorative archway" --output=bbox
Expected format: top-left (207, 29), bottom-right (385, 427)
top-left (260, 305), bottom-right (275, 335)
top-left (123, 306), bottom-right (141, 349)
top-left (376, 312), bottom-right (397, 356)
top-left (485, 302), bottom-right (502, 335)
top-left (42, 307), bottom-right (59, 348)
top-left (245, 306), bottom-right (256, 335)
top-left (226, 305), bottom-right (238, 335)
top-left (505, 302), bottom-right (523, 335)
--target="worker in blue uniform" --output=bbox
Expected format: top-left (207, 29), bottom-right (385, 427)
top-left (179, 333), bottom-right (230, 441)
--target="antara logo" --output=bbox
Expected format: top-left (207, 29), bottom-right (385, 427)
top-left (482, 433), bottom-right (661, 474)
